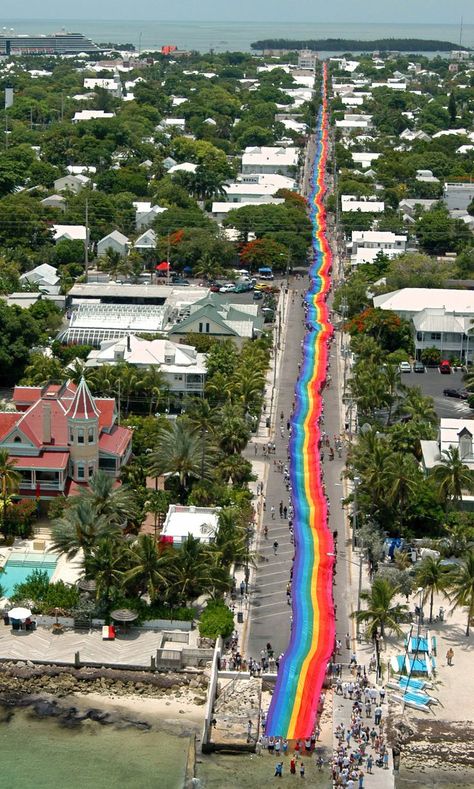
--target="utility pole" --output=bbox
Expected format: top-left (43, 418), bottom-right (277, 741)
top-left (352, 475), bottom-right (360, 550)
top-left (84, 198), bottom-right (89, 275)
top-left (356, 536), bottom-right (363, 642)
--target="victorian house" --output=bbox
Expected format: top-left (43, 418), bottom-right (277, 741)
top-left (0, 378), bottom-right (132, 502)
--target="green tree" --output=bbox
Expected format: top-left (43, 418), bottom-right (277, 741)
top-left (448, 92), bottom-right (457, 125)
top-left (447, 551), bottom-right (474, 636)
top-left (431, 447), bottom-right (474, 510)
top-left (83, 539), bottom-right (127, 609)
top-left (0, 449), bottom-right (21, 535)
top-left (198, 599), bottom-right (234, 639)
top-left (21, 353), bottom-right (65, 386)
top-left (148, 420), bottom-right (215, 495)
top-left (51, 499), bottom-right (122, 560)
top-left (78, 471), bottom-right (139, 528)
top-left (353, 577), bottom-right (408, 637)
top-left (415, 556), bottom-right (450, 623)
top-left (122, 535), bottom-right (174, 601)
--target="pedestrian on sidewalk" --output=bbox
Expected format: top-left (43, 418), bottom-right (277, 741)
top-left (271, 506), bottom-right (275, 520)
top-left (446, 647), bottom-right (454, 666)
top-left (274, 761), bottom-right (283, 777)
top-left (254, 443), bottom-right (258, 456)
top-left (283, 505), bottom-right (288, 519)
top-left (279, 501), bottom-right (283, 518)
top-left (273, 540), bottom-right (279, 555)
top-left (374, 705), bottom-right (382, 726)
top-left (345, 633), bottom-right (351, 650)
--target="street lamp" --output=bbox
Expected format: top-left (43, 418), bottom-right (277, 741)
top-left (356, 535), bottom-right (364, 642)
top-left (352, 476), bottom-right (360, 550)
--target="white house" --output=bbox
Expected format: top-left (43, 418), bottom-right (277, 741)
top-left (162, 118), bottom-right (186, 131)
top-left (349, 231), bottom-right (407, 267)
top-left (72, 110), bottom-right (115, 122)
top-left (223, 173), bottom-right (295, 203)
top-left (41, 194), bottom-right (66, 211)
top-left (373, 288), bottom-right (474, 364)
top-left (160, 505), bottom-right (220, 546)
top-left (83, 75), bottom-right (122, 97)
top-left (134, 229), bottom-right (156, 250)
top-left (97, 231), bottom-right (130, 257)
top-left (85, 335), bottom-right (207, 398)
top-left (19, 264), bottom-right (60, 295)
top-left (66, 165), bottom-right (97, 176)
top-left (54, 174), bottom-right (91, 194)
top-left (341, 195), bottom-right (384, 213)
top-left (167, 162), bottom-right (198, 175)
top-left (443, 182), bottom-right (474, 211)
top-left (133, 201), bottom-right (167, 230)
top-left (416, 169), bottom-right (440, 184)
top-left (241, 146), bottom-right (299, 177)
top-left (52, 225), bottom-right (87, 243)
top-left (351, 152), bottom-right (381, 169)
top-left (421, 418), bottom-right (474, 475)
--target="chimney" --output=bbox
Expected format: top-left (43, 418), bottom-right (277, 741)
top-left (127, 334), bottom-right (131, 353)
top-left (43, 403), bottom-right (52, 444)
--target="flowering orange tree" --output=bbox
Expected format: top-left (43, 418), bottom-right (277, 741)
top-left (346, 308), bottom-right (414, 354)
top-left (240, 238), bottom-right (289, 271)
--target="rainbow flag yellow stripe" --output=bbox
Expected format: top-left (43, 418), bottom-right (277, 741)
top-left (265, 63), bottom-right (335, 739)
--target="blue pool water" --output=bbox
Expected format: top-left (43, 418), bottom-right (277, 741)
top-left (2, 554), bottom-right (57, 598)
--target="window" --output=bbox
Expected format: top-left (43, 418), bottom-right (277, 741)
top-left (13, 436), bottom-right (22, 444)
top-left (174, 374), bottom-right (183, 381)
top-left (205, 323), bottom-right (210, 333)
top-left (88, 427), bottom-right (95, 444)
top-left (430, 333), bottom-right (441, 341)
top-left (198, 322), bottom-right (203, 333)
top-left (77, 465), bottom-right (85, 479)
top-left (459, 431), bottom-right (473, 459)
top-left (416, 332), bottom-right (423, 341)
top-left (77, 429), bottom-right (84, 444)
top-left (88, 464), bottom-right (94, 478)
top-left (69, 431), bottom-right (74, 443)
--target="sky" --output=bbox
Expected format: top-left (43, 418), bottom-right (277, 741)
top-left (1, 0), bottom-right (472, 24)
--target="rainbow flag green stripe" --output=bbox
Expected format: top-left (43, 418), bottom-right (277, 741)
top-left (265, 63), bottom-right (335, 738)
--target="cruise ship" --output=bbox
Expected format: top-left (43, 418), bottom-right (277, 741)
top-left (0, 31), bottom-right (99, 55)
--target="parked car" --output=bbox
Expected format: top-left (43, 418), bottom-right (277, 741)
top-left (209, 282), bottom-right (222, 292)
top-left (413, 361), bottom-right (425, 373)
top-left (443, 388), bottom-right (469, 399)
top-left (171, 278), bottom-right (190, 286)
top-left (439, 360), bottom-right (451, 374)
top-left (219, 283), bottom-right (236, 293)
top-left (234, 281), bottom-right (253, 293)
top-left (399, 361), bottom-right (412, 373)
top-left (253, 290), bottom-right (263, 300)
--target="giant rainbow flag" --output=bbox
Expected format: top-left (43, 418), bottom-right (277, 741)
top-left (265, 63), bottom-right (335, 739)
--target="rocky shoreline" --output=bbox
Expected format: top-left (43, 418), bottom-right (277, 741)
top-left (0, 661), bottom-right (209, 712)
top-left (389, 715), bottom-right (474, 781)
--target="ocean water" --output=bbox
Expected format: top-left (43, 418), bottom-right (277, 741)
top-left (0, 705), bottom-right (190, 789)
top-left (0, 19), bottom-right (473, 53)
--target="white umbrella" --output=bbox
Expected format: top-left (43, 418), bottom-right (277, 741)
top-left (8, 607), bottom-right (32, 621)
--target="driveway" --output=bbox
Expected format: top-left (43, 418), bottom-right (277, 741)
top-left (400, 367), bottom-right (473, 419)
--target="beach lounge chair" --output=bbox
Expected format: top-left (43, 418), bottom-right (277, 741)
top-left (392, 692), bottom-right (433, 711)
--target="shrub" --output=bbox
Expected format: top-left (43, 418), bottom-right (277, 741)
top-left (198, 600), bottom-right (234, 640)
top-left (11, 570), bottom-right (80, 613)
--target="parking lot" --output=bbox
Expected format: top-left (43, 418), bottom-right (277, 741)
top-left (401, 366), bottom-right (473, 419)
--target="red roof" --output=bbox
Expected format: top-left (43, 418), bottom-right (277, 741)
top-left (95, 399), bottom-right (115, 430)
top-left (0, 413), bottom-right (19, 441)
top-left (99, 425), bottom-right (132, 456)
top-left (14, 398), bottom-right (68, 447)
top-left (11, 452), bottom-right (69, 470)
top-left (66, 377), bottom-right (99, 419)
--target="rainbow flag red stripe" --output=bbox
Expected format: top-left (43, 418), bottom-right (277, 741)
top-left (265, 63), bottom-right (335, 739)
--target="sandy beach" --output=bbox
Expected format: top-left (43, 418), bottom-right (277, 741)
top-left (75, 689), bottom-right (206, 728)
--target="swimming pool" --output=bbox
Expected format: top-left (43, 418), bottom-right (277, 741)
top-left (1, 553), bottom-right (58, 598)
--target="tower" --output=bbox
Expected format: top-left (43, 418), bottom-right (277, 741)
top-left (67, 377), bottom-right (99, 483)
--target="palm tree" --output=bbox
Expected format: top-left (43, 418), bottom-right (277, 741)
top-left (380, 363), bottom-right (403, 425)
top-left (194, 252), bottom-right (224, 282)
top-left (148, 420), bottom-right (215, 494)
top-left (353, 577), bottom-right (408, 638)
top-left (98, 249), bottom-right (126, 278)
top-left (184, 398), bottom-right (218, 435)
top-left (122, 535), bottom-right (174, 601)
top-left (83, 539), bottom-right (127, 609)
top-left (79, 471), bottom-right (139, 527)
top-left (440, 519), bottom-right (474, 558)
top-left (231, 368), bottom-right (265, 413)
top-left (447, 550), bottom-right (474, 636)
top-left (383, 452), bottom-right (420, 524)
top-left (218, 402), bottom-right (251, 454)
top-left (431, 446), bottom-right (474, 510)
top-left (51, 499), bottom-right (121, 560)
top-left (170, 535), bottom-right (230, 604)
top-left (0, 449), bottom-right (21, 533)
top-left (141, 366), bottom-right (167, 415)
top-left (415, 556), bottom-right (450, 623)
top-left (397, 386), bottom-right (437, 425)
top-left (21, 354), bottom-right (65, 386)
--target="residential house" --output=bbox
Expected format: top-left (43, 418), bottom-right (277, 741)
top-left (373, 288), bottom-right (474, 364)
top-left (72, 110), bottom-right (115, 122)
top-left (134, 229), bottom-right (156, 251)
top-left (160, 505), bottom-right (220, 546)
top-left (223, 173), bottom-right (296, 203)
top-left (54, 174), bottom-right (91, 194)
top-left (133, 201), bottom-right (167, 230)
top-left (421, 419), bottom-right (474, 509)
top-left (348, 231), bottom-right (407, 267)
top-left (19, 264), bottom-right (60, 295)
top-left (241, 146), bottom-right (299, 177)
top-left (97, 230), bottom-right (130, 258)
top-left (443, 182), bottom-right (474, 211)
top-left (169, 294), bottom-right (263, 347)
top-left (40, 194), bottom-right (67, 211)
top-left (341, 195), bottom-right (384, 213)
top-left (85, 335), bottom-right (207, 399)
top-left (351, 152), bottom-right (381, 169)
top-left (416, 169), bottom-right (440, 184)
top-left (0, 378), bottom-right (132, 502)
top-left (52, 225), bottom-right (87, 243)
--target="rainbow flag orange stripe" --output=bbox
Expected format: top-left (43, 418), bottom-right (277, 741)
top-left (265, 63), bottom-right (335, 739)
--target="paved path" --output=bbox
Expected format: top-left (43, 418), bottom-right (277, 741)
top-left (246, 278), bottom-right (308, 662)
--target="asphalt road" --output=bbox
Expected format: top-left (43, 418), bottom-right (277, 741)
top-left (400, 367), bottom-right (473, 419)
